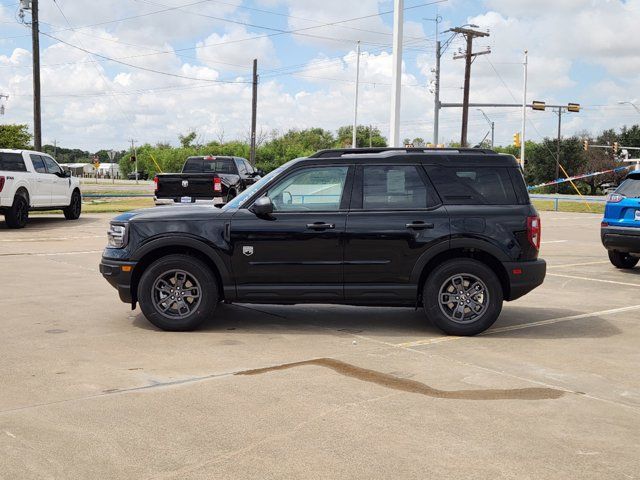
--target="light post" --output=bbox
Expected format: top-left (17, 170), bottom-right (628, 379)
top-left (618, 101), bottom-right (640, 114)
top-left (476, 109), bottom-right (494, 147)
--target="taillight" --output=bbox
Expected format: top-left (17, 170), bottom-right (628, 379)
top-left (153, 176), bottom-right (158, 191)
top-left (0, 176), bottom-right (4, 193)
top-left (607, 193), bottom-right (625, 203)
top-left (213, 177), bottom-right (222, 192)
top-left (527, 215), bottom-right (541, 250)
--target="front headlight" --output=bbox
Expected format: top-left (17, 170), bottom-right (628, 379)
top-left (107, 223), bottom-right (128, 248)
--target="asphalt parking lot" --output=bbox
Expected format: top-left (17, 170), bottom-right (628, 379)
top-left (1, 211), bottom-right (639, 479)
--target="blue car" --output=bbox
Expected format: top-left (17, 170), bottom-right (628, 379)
top-left (601, 170), bottom-right (640, 269)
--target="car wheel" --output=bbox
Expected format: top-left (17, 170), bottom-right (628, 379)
top-left (608, 251), bottom-right (639, 269)
top-left (138, 254), bottom-right (218, 331)
top-left (423, 258), bottom-right (503, 336)
top-left (4, 193), bottom-right (29, 229)
top-left (63, 190), bottom-right (82, 220)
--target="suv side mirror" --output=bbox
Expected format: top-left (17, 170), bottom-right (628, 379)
top-left (251, 196), bottom-right (274, 216)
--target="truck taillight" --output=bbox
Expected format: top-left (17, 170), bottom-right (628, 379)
top-left (213, 177), bottom-right (222, 192)
top-left (527, 215), bottom-right (541, 251)
top-left (0, 176), bottom-right (4, 193)
top-left (153, 176), bottom-right (158, 191)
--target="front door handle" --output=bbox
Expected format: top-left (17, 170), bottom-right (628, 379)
top-left (306, 222), bottom-right (335, 230)
top-left (406, 221), bottom-right (435, 230)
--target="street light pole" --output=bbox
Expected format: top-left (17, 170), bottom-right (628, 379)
top-left (618, 100), bottom-right (640, 114)
top-left (352, 41), bottom-right (361, 149)
top-left (521, 50), bottom-right (528, 169)
top-left (389, 0), bottom-right (403, 147)
top-left (555, 108), bottom-right (562, 194)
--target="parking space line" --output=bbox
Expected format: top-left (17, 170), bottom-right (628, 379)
top-left (0, 250), bottom-right (102, 257)
top-left (394, 304), bottom-right (640, 348)
top-left (0, 235), bottom-right (102, 242)
top-left (547, 272), bottom-right (640, 287)
top-left (541, 240), bottom-right (567, 244)
top-left (547, 260), bottom-right (610, 269)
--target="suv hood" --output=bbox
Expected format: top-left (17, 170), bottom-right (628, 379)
top-left (113, 204), bottom-right (230, 223)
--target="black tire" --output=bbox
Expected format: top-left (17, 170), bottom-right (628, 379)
top-left (423, 258), bottom-right (504, 336)
top-left (63, 190), bottom-right (82, 220)
top-left (608, 251), bottom-right (639, 269)
top-left (138, 254), bottom-right (218, 331)
top-left (4, 192), bottom-right (29, 229)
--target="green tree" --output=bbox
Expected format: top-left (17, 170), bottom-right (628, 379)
top-left (179, 131), bottom-right (198, 148)
top-left (0, 124), bottom-right (32, 149)
top-left (336, 125), bottom-right (387, 148)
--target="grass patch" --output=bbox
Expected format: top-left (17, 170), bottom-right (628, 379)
top-left (532, 199), bottom-right (605, 214)
top-left (82, 197), bottom-right (154, 213)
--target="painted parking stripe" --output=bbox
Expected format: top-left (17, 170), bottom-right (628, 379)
top-left (0, 235), bottom-right (102, 242)
top-left (547, 272), bottom-right (640, 287)
top-left (395, 304), bottom-right (640, 347)
top-left (547, 260), bottom-right (610, 269)
top-left (541, 240), bottom-right (568, 244)
top-left (0, 250), bottom-right (102, 257)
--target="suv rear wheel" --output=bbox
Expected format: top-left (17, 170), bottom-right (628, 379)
top-left (608, 251), bottom-right (639, 269)
top-left (138, 254), bottom-right (218, 331)
top-left (423, 259), bottom-right (503, 336)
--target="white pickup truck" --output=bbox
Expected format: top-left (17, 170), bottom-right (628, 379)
top-left (0, 149), bottom-right (82, 228)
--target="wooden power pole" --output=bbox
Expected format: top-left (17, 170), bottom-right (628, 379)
top-left (451, 26), bottom-right (489, 147)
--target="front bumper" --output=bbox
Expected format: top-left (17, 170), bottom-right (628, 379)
top-left (601, 226), bottom-right (640, 253)
top-left (100, 258), bottom-right (137, 304)
top-left (503, 259), bottom-right (546, 301)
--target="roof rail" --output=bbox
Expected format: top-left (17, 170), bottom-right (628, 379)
top-left (309, 147), bottom-right (496, 158)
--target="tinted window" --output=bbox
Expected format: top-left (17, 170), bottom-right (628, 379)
top-left (428, 166), bottom-right (517, 205)
top-left (42, 156), bottom-right (62, 175)
top-left (0, 153), bottom-right (27, 172)
top-left (30, 155), bottom-right (47, 173)
top-left (243, 160), bottom-right (254, 174)
top-left (182, 157), bottom-right (203, 173)
top-left (267, 166), bottom-right (348, 212)
top-left (236, 159), bottom-right (247, 175)
top-left (203, 158), bottom-right (235, 174)
top-left (617, 177), bottom-right (640, 198)
top-left (363, 165), bottom-right (429, 210)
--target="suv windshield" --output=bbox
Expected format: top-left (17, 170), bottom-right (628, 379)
top-left (222, 163), bottom-right (288, 210)
top-left (617, 176), bottom-right (640, 198)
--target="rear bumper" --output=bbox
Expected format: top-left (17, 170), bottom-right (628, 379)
top-left (154, 196), bottom-right (224, 206)
top-left (99, 258), bottom-right (136, 304)
top-left (601, 226), bottom-right (640, 253)
top-left (503, 259), bottom-right (546, 301)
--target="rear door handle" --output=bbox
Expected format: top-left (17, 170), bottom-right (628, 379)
top-left (406, 221), bottom-right (434, 230)
top-left (306, 222), bottom-right (335, 230)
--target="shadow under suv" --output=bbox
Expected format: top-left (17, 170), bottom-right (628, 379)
top-left (100, 147), bottom-right (545, 336)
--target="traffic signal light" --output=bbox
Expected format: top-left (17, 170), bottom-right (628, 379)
top-left (513, 132), bottom-right (521, 148)
top-left (613, 142), bottom-right (619, 155)
top-left (583, 140), bottom-right (589, 151)
top-left (531, 101), bottom-right (546, 111)
top-left (567, 103), bottom-right (581, 113)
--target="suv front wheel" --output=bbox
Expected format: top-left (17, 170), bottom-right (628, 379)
top-left (138, 254), bottom-right (219, 331)
top-left (423, 259), bottom-right (503, 336)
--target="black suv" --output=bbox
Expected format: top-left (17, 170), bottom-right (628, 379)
top-left (100, 148), bottom-right (545, 336)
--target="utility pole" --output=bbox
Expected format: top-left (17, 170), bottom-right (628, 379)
top-left (130, 139), bottom-right (138, 185)
top-left (389, 0), bottom-right (403, 147)
top-left (250, 59), bottom-right (258, 165)
top-left (352, 41), bottom-right (361, 149)
top-left (20, 0), bottom-right (42, 150)
top-left (0, 93), bottom-right (8, 116)
top-left (555, 108), bottom-right (562, 194)
top-left (433, 40), bottom-right (441, 145)
top-left (521, 50), bottom-right (528, 169)
top-left (451, 26), bottom-right (490, 147)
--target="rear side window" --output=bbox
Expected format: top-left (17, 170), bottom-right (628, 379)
top-left (363, 165), bottom-right (429, 210)
top-left (30, 154), bottom-right (47, 173)
top-left (182, 158), bottom-right (203, 173)
top-left (428, 166), bottom-right (517, 205)
top-left (0, 153), bottom-right (27, 172)
top-left (617, 177), bottom-right (640, 198)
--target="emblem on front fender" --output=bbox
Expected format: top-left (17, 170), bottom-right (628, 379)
top-left (242, 246), bottom-right (254, 256)
top-left (182, 180), bottom-right (189, 188)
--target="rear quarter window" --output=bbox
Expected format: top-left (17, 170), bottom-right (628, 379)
top-left (0, 153), bottom-right (27, 172)
top-left (182, 158), bottom-right (203, 173)
top-left (427, 166), bottom-right (518, 205)
top-left (617, 176), bottom-right (640, 197)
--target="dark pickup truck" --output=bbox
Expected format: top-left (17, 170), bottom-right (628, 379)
top-left (154, 155), bottom-right (261, 205)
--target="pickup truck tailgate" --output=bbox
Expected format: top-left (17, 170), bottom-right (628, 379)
top-left (155, 174), bottom-right (220, 199)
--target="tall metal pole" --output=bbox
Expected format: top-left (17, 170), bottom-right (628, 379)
top-left (460, 34), bottom-right (473, 147)
top-left (491, 122), bottom-right (495, 148)
top-left (555, 109), bottom-right (562, 194)
top-left (31, 0), bottom-right (42, 151)
top-left (389, 0), bottom-right (404, 147)
top-left (433, 40), bottom-right (441, 146)
top-left (250, 59), bottom-right (258, 164)
top-left (520, 50), bottom-right (528, 170)
top-left (352, 41), bottom-right (361, 149)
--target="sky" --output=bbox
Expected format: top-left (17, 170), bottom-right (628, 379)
top-left (1, 0), bottom-right (639, 151)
